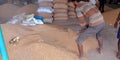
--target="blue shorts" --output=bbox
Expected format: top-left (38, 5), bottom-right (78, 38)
top-left (76, 23), bottom-right (105, 44)
top-left (117, 27), bottom-right (120, 39)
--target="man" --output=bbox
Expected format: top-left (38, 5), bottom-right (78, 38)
top-left (99, 0), bottom-right (106, 13)
top-left (73, 0), bottom-right (105, 59)
top-left (114, 12), bottom-right (120, 59)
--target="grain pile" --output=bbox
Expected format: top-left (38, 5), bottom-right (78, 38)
top-left (104, 5), bottom-right (113, 12)
top-left (0, 4), bottom-right (39, 23)
top-left (102, 8), bottom-right (120, 25)
top-left (0, 24), bottom-right (99, 60)
top-left (1, 24), bottom-right (78, 60)
top-left (16, 4), bottom-right (39, 15)
top-left (53, 0), bottom-right (68, 21)
top-left (0, 4), bottom-right (20, 23)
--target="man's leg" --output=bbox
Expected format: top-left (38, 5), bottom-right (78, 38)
top-left (117, 39), bottom-right (120, 59)
top-left (76, 26), bottom-right (101, 59)
top-left (101, 3), bottom-right (105, 13)
top-left (116, 27), bottom-right (120, 59)
top-left (77, 44), bottom-right (83, 58)
top-left (118, 39), bottom-right (120, 53)
top-left (96, 23), bottom-right (105, 54)
top-left (98, 40), bottom-right (103, 54)
top-left (99, 2), bottom-right (104, 13)
top-left (99, 3), bottom-right (102, 12)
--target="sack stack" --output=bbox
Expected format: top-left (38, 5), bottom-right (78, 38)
top-left (53, 0), bottom-right (68, 21)
top-left (37, 0), bottom-right (54, 23)
top-left (68, 2), bottom-right (77, 19)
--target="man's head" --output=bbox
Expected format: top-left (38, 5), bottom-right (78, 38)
top-left (72, 0), bottom-right (87, 6)
top-left (76, 0), bottom-right (83, 2)
top-left (73, 0), bottom-right (78, 6)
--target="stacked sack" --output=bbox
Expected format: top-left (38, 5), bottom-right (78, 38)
top-left (37, 0), bottom-right (54, 23)
top-left (68, 2), bottom-right (77, 19)
top-left (53, 0), bottom-right (68, 21)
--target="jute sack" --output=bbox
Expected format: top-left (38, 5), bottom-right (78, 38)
top-left (54, 13), bottom-right (68, 18)
top-left (54, 17), bottom-right (68, 20)
top-left (54, 3), bottom-right (68, 9)
top-left (38, 13), bottom-right (53, 18)
top-left (38, 2), bottom-right (53, 7)
top-left (44, 18), bottom-right (53, 23)
top-left (68, 2), bottom-right (75, 8)
top-left (38, 0), bottom-right (53, 3)
top-left (69, 15), bottom-right (77, 18)
top-left (68, 12), bottom-right (76, 16)
top-left (53, 0), bottom-right (67, 4)
top-left (54, 9), bottom-right (67, 13)
top-left (68, 7), bottom-right (75, 11)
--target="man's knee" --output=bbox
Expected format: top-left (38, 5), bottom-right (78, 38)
top-left (76, 39), bottom-right (83, 45)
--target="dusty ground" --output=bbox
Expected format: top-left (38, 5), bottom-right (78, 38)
top-left (52, 19), bottom-right (119, 60)
top-left (1, 24), bottom-right (79, 60)
top-left (1, 20), bottom-right (119, 60)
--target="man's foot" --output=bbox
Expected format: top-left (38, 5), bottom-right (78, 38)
top-left (116, 52), bottom-right (120, 59)
top-left (97, 48), bottom-right (102, 54)
top-left (79, 57), bottom-right (85, 60)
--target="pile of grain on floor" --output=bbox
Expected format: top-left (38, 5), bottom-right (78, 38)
top-left (104, 5), bottom-right (113, 12)
top-left (0, 3), bottom-right (20, 23)
top-left (102, 8), bottom-right (120, 25)
top-left (1, 24), bottom-right (78, 60)
top-left (1, 24), bottom-right (98, 60)
top-left (16, 4), bottom-right (39, 15)
top-left (0, 4), bottom-right (39, 23)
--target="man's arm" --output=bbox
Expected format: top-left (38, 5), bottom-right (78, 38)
top-left (78, 16), bottom-right (87, 33)
top-left (76, 6), bottom-right (86, 32)
top-left (114, 12), bottom-right (120, 28)
top-left (78, 16), bottom-right (86, 28)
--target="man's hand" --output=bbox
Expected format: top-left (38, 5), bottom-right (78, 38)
top-left (80, 28), bottom-right (85, 33)
top-left (80, 24), bottom-right (89, 33)
top-left (114, 22), bottom-right (118, 28)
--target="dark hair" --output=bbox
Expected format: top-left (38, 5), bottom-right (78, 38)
top-left (75, 0), bottom-right (86, 2)
top-left (76, 0), bottom-right (82, 2)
